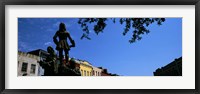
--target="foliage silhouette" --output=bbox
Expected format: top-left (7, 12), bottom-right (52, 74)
top-left (78, 18), bottom-right (165, 43)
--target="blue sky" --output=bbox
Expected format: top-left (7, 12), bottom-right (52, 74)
top-left (18, 18), bottom-right (182, 76)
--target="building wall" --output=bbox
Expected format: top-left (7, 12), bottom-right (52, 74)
top-left (153, 57), bottom-right (182, 76)
top-left (18, 51), bottom-right (40, 76)
top-left (101, 68), bottom-right (111, 76)
top-left (79, 61), bottom-right (93, 76)
top-left (101, 73), bottom-right (111, 76)
top-left (28, 49), bottom-right (50, 76)
top-left (92, 67), bottom-right (102, 76)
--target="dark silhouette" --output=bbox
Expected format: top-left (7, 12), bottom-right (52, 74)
top-left (154, 57), bottom-right (182, 76)
top-left (46, 46), bottom-right (58, 75)
top-left (58, 58), bottom-right (81, 76)
top-left (38, 46), bottom-right (57, 76)
top-left (78, 18), bottom-right (165, 43)
top-left (53, 23), bottom-right (75, 67)
top-left (38, 46), bottom-right (81, 76)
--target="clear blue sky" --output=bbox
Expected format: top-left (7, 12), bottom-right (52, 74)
top-left (18, 18), bottom-right (182, 76)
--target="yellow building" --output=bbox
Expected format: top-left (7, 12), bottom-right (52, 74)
top-left (79, 61), bottom-right (93, 76)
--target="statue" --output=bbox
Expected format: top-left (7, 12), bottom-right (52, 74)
top-left (38, 45), bottom-right (81, 76)
top-left (46, 46), bottom-right (58, 75)
top-left (39, 46), bottom-right (57, 76)
top-left (37, 22), bottom-right (80, 76)
top-left (57, 58), bottom-right (81, 76)
top-left (53, 22), bottom-right (75, 67)
top-left (68, 58), bottom-right (81, 76)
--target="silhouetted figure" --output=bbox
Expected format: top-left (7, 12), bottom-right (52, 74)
top-left (39, 46), bottom-right (57, 76)
top-left (69, 58), bottom-right (81, 76)
top-left (53, 23), bottom-right (75, 67)
top-left (46, 46), bottom-right (58, 75)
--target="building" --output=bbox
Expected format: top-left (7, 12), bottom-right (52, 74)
top-left (92, 66), bottom-right (102, 76)
top-left (101, 69), bottom-right (111, 76)
top-left (98, 67), bottom-right (110, 76)
top-left (65, 58), bottom-right (80, 69)
top-left (18, 51), bottom-right (40, 76)
top-left (79, 60), bottom-right (93, 76)
top-left (98, 67), bottom-right (119, 76)
top-left (28, 49), bottom-right (50, 76)
top-left (19, 49), bottom-right (119, 76)
top-left (28, 49), bottom-right (49, 61)
top-left (153, 57), bottom-right (182, 76)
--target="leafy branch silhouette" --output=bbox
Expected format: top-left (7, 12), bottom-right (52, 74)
top-left (78, 18), bottom-right (165, 43)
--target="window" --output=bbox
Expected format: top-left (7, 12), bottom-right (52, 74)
top-left (30, 64), bottom-right (36, 74)
top-left (21, 62), bottom-right (28, 72)
top-left (84, 70), bottom-right (86, 76)
top-left (96, 71), bottom-right (97, 76)
top-left (81, 70), bottom-right (83, 76)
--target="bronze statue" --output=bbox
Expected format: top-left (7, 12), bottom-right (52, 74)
top-left (39, 46), bottom-right (57, 76)
top-left (46, 46), bottom-right (58, 75)
top-left (53, 22), bottom-right (75, 67)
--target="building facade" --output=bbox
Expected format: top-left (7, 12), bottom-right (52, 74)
top-left (101, 68), bottom-right (111, 76)
top-left (28, 49), bottom-right (50, 76)
top-left (28, 49), bottom-right (49, 61)
top-left (98, 67), bottom-right (119, 76)
top-left (92, 66), bottom-right (102, 76)
top-left (153, 57), bottom-right (182, 76)
top-left (19, 49), bottom-right (118, 76)
top-left (79, 61), bottom-right (93, 76)
top-left (18, 51), bottom-right (40, 76)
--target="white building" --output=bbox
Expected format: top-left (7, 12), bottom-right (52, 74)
top-left (92, 66), bottom-right (102, 76)
top-left (18, 51), bottom-right (40, 76)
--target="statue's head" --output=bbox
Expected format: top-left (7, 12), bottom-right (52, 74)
top-left (59, 22), bottom-right (66, 31)
top-left (47, 46), bottom-right (55, 55)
